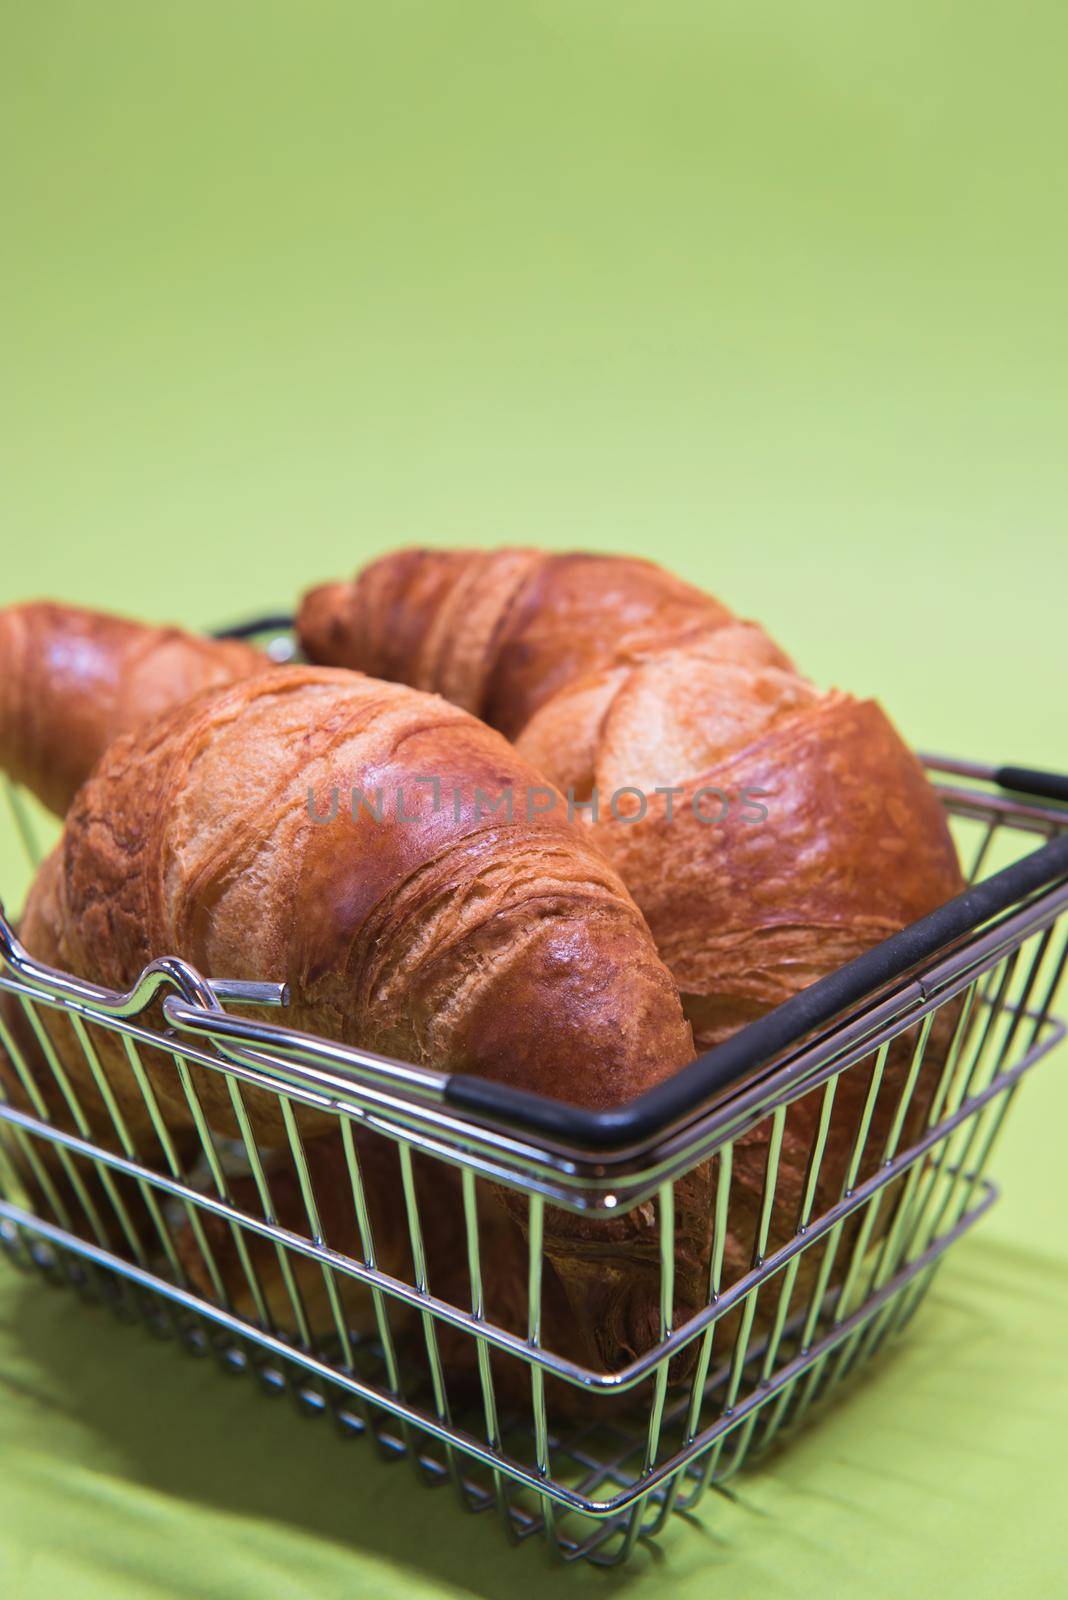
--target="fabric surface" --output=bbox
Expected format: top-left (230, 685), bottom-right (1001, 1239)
top-left (0, 1232), bottom-right (1066, 1599)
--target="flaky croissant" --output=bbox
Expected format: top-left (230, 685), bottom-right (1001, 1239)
top-left (298, 548), bottom-right (967, 1310)
top-left (0, 600), bottom-right (271, 815)
top-left (3, 664), bottom-right (699, 1370)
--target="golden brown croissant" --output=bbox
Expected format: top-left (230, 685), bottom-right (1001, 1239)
top-left (5, 664), bottom-right (698, 1370)
top-left (0, 600), bottom-right (271, 815)
top-left (297, 548), bottom-right (967, 1325)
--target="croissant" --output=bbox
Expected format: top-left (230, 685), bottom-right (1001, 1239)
top-left (298, 549), bottom-right (967, 1311)
top-left (299, 549), bottom-right (736, 737)
top-left (3, 663), bottom-right (698, 1371)
top-left (0, 600), bottom-right (271, 815)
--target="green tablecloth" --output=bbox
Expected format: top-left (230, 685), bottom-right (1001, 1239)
top-left (3, 2), bottom-right (1066, 1594)
top-left (1, 1232), bottom-right (1066, 1599)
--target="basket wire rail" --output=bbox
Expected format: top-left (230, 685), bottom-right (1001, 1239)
top-left (0, 709), bottom-right (1066, 1565)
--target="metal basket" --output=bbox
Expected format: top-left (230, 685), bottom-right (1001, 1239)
top-left (1, 625), bottom-right (1066, 1567)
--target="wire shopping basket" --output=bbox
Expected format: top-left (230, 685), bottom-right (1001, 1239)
top-left (0, 622), bottom-right (1065, 1566)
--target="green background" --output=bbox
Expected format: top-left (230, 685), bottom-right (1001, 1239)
top-left (1, 3), bottom-right (1065, 1595)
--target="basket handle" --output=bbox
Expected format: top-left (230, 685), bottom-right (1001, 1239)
top-left (213, 614), bottom-right (295, 641)
top-left (995, 766), bottom-right (1068, 807)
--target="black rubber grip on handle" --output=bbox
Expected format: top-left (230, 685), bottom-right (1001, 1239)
top-left (995, 766), bottom-right (1068, 807)
top-left (213, 614), bottom-right (296, 641)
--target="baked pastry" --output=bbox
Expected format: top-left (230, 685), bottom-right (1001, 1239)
top-left (3, 664), bottom-right (699, 1371)
top-left (0, 600), bottom-right (271, 815)
top-left (299, 548), bottom-right (736, 737)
